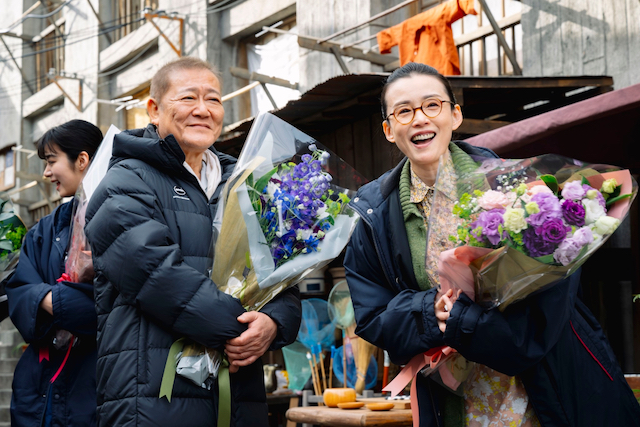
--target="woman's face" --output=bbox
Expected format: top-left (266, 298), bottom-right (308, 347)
top-left (382, 74), bottom-right (462, 170)
top-left (43, 143), bottom-right (88, 197)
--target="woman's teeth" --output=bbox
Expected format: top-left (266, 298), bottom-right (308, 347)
top-left (412, 133), bottom-right (435, 143)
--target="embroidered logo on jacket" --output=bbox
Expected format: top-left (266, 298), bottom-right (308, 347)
top-left (173, 185), bottom-right (190, 201)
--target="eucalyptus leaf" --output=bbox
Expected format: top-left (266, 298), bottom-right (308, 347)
top-left (0, 240), bottom-right (14, 251)
top-left (540, 175), bottom-right (558, 194)
top-left (533, 254), bottom-right (556, 264)
top-left (605, 193), bottom-right (632, 207)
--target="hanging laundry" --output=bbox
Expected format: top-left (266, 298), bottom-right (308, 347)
top-left (377, 0), bottom-right (477, 74)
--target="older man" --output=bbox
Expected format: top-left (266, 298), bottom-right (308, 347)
top-left (85, 57), bottom-right (301, 426)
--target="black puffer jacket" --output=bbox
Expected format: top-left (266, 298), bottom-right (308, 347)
top-left (85, 125), bottom-right (301, 427)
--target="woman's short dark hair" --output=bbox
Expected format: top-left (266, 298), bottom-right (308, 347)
top-left (380, 63), bottom-right (457, 120)
top-left (36, 120), bottom-right (103, 162)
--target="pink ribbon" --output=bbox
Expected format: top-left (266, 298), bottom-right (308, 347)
top-left (56, 273), bottom-right (71, 283)
top-left (39, 346), bottom-right (49, 363)
top-left (383, 346), bottom-right (457, 427)
top-left (50, 335), bottom-right (74, 384)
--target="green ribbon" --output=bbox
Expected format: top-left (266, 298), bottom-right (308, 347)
top-left (217, 357), bottom-right (231, 427)
top-left (159, 338), bottom-right (186, 402)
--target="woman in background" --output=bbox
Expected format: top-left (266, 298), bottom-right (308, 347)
top-left (6, 120), bottom-right (102, 426)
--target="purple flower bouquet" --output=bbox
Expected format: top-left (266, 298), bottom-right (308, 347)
top-left (426, 153), bottom-right (637, 310)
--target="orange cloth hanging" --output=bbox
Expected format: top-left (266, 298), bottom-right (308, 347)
top-left (377, 0), bottom-right (477, 75)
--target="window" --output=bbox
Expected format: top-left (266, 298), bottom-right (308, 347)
top-left (238, 17), bottom-right (300, 118)
top-left (111, 0), bottom-right (159, 42)
top-left (35, 23), bottom-right (65, 92)
top-left (125, 87), bottom-right (151, 130)
top-left (0, 148), bottom-right (16, 192)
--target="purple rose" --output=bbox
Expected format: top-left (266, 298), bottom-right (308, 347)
top-left (561, 181), bottom-right (585, 200)
top-left (538, 217), bottom-right (571, 244)
top-left (527, 193), bottom-right (562, 227)
top-left (471, 209), bottom-right (506, 246)
top-left (561, 200), bottom-right (586, 226)
top-left (523, 227), bottom-right (557, 257)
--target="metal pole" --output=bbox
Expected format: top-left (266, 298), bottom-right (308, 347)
top-left (260, 83), bottom-right (278, 110)
top-left (317, 0), bottom-right (418, 44)
top-left (476, 0), bottom-right (522, 75)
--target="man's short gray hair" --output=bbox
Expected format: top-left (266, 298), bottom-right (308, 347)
top-left (150, 57), bottom-right (221, 103)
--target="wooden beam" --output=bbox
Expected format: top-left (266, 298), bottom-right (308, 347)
top-left (329, 45), bottom-right (351, 74)
top-left (298, 35), bottom-right (398, 67)
top-left (229, 67), bottom-right (299, 90)
top-left (144, 13), bottom-right (184, 57)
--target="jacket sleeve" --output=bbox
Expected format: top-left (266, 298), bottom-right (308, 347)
top-left (444, 271), bottom-right (581, 376)
top-left (85, 163), bottom-right (247, 350)
top-left (260, 286), bottom-right (302, 351)
top-left (344, 220), bottom-right (444, 366)
top-left (6, 226), bottom-right (97, 341)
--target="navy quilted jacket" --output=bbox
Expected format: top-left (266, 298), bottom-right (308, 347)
top-left (6, 200), bottom-right (97, 427)
top-left (85, 125), bottom-right (301, 427)
top-left (344, 141), bottom-right (640, 426)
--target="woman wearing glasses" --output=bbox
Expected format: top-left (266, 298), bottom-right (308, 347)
top-left (344, 62), bottom-right (640, 426)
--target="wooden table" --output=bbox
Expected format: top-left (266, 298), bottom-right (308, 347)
top-left (286, 405), bottom-right (412, 427)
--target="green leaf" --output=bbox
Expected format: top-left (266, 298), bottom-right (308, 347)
top-left (0, 240), bottom-right (13, 251)
top-left (605, 193), bottom-right (632, 207)
top-left (581, 176), bottom-right (590, 186)
top-left (254, 167), bottom-right (278, 194)
top-left (540, 175), bottom-right (558, 194)
top-left (533, 254), bottom-right (555, 264)
top-left (610, 185), bottom-right (621, 199)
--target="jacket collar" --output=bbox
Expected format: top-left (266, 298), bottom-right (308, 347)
top-left (111, 124), bottom-right (236, 179)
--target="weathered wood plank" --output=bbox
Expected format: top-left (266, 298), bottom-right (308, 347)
top-left (582, 0), bottom-right (606, 75)
top-left (539, 0), bottom-right (564, 76)
top-left (560, 0), bottom-right (583, 75)
top-left (625, 0), bottom-right (640, 87)
top-left (603, 0), bottom-right (630, 88)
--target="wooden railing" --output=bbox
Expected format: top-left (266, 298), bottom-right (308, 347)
top-left (456, 12), bottom-right (522, 76)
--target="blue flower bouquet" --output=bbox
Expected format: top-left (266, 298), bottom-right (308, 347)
top-left (426, 153), bottom-right (637, 310)
top-left (210, 113), bottom-right (363, 310)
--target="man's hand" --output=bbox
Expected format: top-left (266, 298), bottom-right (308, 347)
top-left (225, 312), bottom-right (278, 373)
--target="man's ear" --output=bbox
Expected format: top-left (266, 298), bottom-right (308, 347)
top-left (147, 98), bottom-right (160, 125)
top-left (382, 120), bottom-right (395, 143)
top-left (76, 151), bottom-right (90, 172)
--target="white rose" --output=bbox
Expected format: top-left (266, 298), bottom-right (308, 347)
top-left (582, 198), bottom-right (606, 225)
top-left (592, 215), bottom-right (620, 236)
top-left (503, 208), bottom-right (527, 233)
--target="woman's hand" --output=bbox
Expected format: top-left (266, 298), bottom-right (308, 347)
top-left (435, 289), bottom-right (461, 333)
top-left (224, 312), bottom-right (277, 373)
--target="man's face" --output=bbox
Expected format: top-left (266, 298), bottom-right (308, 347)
top-left (148, 68), bottom-right (224, 156)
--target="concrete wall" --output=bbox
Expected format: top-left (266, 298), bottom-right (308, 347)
top-left (522, 0), bottom-right (640, 88)
top-left (0, 5), bottom-right (25, 151)
top-left (297, 0), bottom-right (401, 92)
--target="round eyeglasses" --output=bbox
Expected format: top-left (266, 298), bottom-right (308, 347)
top-left (385, 98), bottom-right (455, 125)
